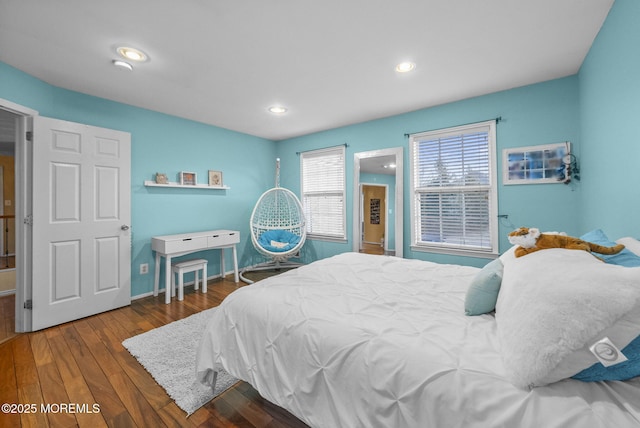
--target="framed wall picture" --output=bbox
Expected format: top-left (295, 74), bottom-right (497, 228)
top-left (179, 171), bottom-right (197, 185)
top-left (503, 142), bottom-right (570, 185)
top-left (370, 198), bottom-right (380, 224)
top-left (208, 170), bottom-right (223, 187)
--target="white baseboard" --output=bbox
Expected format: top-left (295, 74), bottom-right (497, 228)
top-left (0, 289), bottom-right (16, 297)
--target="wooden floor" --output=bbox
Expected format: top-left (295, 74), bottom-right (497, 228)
top-left (0, 274), bottom-right (310, 428)
top-left (0, 293), bottom-right (16, 344)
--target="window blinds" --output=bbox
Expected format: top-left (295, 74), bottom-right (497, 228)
top-left (411, 122), bottom-right (496, 253)
top-left (300, 146), bottom-right (346, 238)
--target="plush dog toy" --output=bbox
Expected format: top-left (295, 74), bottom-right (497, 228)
top-left (508, 227), bottom-right (625, 259)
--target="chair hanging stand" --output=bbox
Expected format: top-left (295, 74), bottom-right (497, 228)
top-left (240, 158), bottom-right (306, 284)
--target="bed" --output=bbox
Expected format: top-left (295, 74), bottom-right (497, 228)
top-left (196, 234), bottom-right (640, 427)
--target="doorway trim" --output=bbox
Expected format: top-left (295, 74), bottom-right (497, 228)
top-left (0, 98), bottom-right (37, 333)
top-left (352, 147), bottom-right (403, 258)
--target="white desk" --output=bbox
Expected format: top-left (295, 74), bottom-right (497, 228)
top-left (152, 229), bottom-right (240, 304)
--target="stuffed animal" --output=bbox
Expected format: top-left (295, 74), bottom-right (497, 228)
top-left (508, 227), bottom-right (625, 259)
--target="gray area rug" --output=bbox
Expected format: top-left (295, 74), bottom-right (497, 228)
top-left (122, 307), bottom-right (238, 416)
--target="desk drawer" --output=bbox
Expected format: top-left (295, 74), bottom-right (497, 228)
top-left (208, 232), bottom-right (240, 247)
top-left (158, 236), bottom-right (208, 253)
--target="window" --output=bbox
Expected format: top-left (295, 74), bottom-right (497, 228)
top-left (300, 146), bottom-right (346, 240)
top-left (409, 120), bottom-right (498, 256)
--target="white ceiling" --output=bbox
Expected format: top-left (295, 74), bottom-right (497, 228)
top-left (0, 0), bottom-right (613, 141)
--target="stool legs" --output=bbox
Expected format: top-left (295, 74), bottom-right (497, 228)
top-left (171, 261), bottom-right (208, 302)
top-left (202, 264), bottom-right (207, 293)
top-left (171, 272), bottom-right (176, 298)
top-left (178, 270), bottom-right (184, 301)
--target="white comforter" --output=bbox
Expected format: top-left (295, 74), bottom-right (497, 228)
top-left (196, 252), bottom-right (640, 428)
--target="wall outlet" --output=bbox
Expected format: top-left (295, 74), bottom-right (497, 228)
top-left (140, 263), bottom-right (149, 275)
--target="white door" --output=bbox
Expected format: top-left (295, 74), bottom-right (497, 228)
top-left (31, 117), bottom-right (131, 331)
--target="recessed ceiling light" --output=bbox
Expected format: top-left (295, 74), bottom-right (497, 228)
top-left (268, 106), bottom-right (288, 114)
top-left (112, 59), bottom-right (133, 71)
top-left (395, 62), bottom-right (416, 73)
top-left (117, 46), bottom-right (148, 62)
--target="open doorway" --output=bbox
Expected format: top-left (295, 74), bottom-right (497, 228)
top-left (360, 183), bottom-right (388, 255)
top-left (0, 108), bottom-right (18, 343)
top-left (353, 147), bottom-right (403, 257)
top-left (0, 98), bottom-right (132, 334)
top-left (0, 98), bottom-right (35, 336)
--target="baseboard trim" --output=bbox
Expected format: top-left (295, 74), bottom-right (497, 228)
top-left (131, 271), bottom-right (231, 301)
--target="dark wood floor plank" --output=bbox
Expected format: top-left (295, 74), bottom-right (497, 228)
top-left (156, 401), bottom-right (202, 428)
top-left (221, 387), bottom-right (276, 427)
top-left (113, 348), bottom-right (172, 410)
top-left (0, 340), bottom-right (20, 428)
top-left (12, 335), bottom-right (39, 386)
top-left (94, 310), bottom-right (135, 349)
top-left (107, 370), bottom-right (166, 428)
top-left (208, 395), bottom-right (256, 428)
top-left (237, 385), bottom-right (308, 428)
top-left (36, 363), bottom-right (77, 427)
top-left (73, 319), bottom-right (122, 379)
top-left (59, 323), bottom-right (135, 427)
top-left (108, 306), bottom-right (148, 338)
top-left (86, 314), bottom-right (176, 413)
top-left (16, 382), bottom-right (49, 428)
top-left (84, 315), bottom-right (125, 354)
top-left (28, 330), bottom-right (78, 427)
top-left (0, 294), bottom-right (17, 344)
top-left (2, 275), bottom-right (309, 428)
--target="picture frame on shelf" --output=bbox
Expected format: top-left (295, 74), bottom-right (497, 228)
top-left (179, 171), bottom-right (197, 185)
top-left (155, 172), bottom-right (168, 184)
top-left (208, 170), bottom-right (223, 187)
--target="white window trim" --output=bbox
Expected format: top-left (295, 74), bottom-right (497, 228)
top-left (409, 120), bottom-right (499, 257)
top-left (300, 146), bottom-right (347, 241)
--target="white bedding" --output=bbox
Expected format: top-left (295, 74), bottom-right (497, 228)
top-left (196, 252), bottom-right (640, 428)
top-left (497, 249), bottom-right (640, 388)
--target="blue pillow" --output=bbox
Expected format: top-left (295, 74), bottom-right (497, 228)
top-left (580, 229), bottom-right (640, 267)
top-left (258, 229), bottom-right (301, 252)
top-left (572, 334), bottom-right (640, 382)
top-left (465, 258), bottom-right (503, 316)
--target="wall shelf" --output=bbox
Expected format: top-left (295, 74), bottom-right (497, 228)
top-left (143, 180), bottom-right (230, 190)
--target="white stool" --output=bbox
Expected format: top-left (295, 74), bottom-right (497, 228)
top-left (171, 259), bottom-right (208, 301)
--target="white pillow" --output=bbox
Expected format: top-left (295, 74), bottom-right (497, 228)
top-left (496, 249), bottom-right (640, 389)
top-left (498, 245), bottom-right (517, 265)
top-left (617, 237), bottom-right (640, 256)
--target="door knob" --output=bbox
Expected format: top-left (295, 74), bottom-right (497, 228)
top-left (121, 225), bottom-right (130, 230)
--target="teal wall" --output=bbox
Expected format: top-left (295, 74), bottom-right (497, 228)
top-left (0, 62), bottom-right (276, 297)
top-left (578, 0), bottom-right (640, 239)
top-left (0, 0), bottom-right (635, 291)
top-left (277, 77), bottom-right (581, 267)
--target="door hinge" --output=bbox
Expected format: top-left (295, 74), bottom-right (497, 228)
top-left (26, 131), bottom-right (33, 141)
top-left (24, 299), bottom-right (32, 310)
top-left (23, 215), bottom-right (33, 226)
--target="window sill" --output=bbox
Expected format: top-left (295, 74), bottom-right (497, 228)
top-left (307, 235), bottom-right (348, 244)
top-left (411, 245), bottom-right (498, 259)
